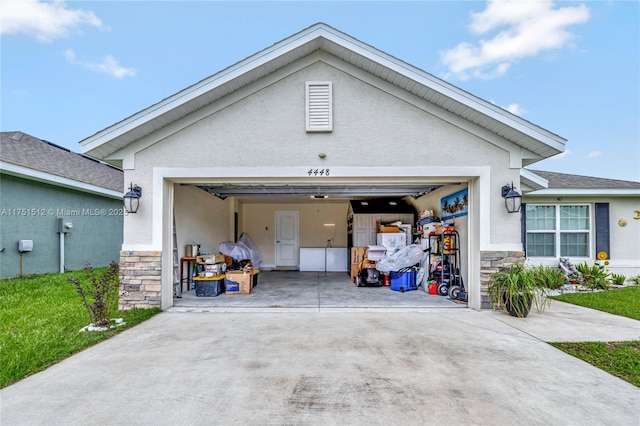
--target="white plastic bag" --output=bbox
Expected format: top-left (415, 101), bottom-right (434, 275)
top-left (375, 244), bottom-right (426, 273)
top-left (239, 233), bottom-right (262, 268)
top-left (219, 241), bottom-right (252, 261)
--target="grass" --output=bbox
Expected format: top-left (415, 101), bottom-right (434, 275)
top-left (549, 341), bottom-right (640, 387)
top-left (550, 286), bottom-right (640, 387)
top-left (0, 269), bottom-right (160, 388)
top-left (551, 286), bottom-right (640, 321)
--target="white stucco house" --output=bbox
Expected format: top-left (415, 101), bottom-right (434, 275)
top-left (79, 23), bottom-right (640, 311)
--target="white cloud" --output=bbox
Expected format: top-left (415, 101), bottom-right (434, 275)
top-left (65, 49), bottom-right (136, 79)
top-left (441, 0), bottom-right (590, 80)
top-left (1, 0), bottom-right (104, 42)
top-left (504, 103), bottom-right (525, 116)
top-left (551, 148), bottom-right (570, 159)
top-left (587, 150), bottom-right (602, 158)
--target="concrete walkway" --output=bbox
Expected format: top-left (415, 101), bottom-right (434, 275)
top-left (2, 302), bottom-right (639, 425)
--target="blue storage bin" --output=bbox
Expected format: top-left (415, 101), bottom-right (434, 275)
top-left (390, 270), bottom-right (417, 292)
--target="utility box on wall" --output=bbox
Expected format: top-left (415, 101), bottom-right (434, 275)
top-left (18, 240), bottom-right (33, 252)
top-left (57, 217), bottom-right (73, 234)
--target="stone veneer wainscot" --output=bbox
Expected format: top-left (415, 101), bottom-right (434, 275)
top-left (119, 251), bottom-right (162, 310)
top-left (479, 251), bottom-right (526, 309)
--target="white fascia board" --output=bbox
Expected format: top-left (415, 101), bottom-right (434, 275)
top-left (520, 169), bottom-right (549, 191)
top-left (0, 161), bottom-right (123, 199)
top-left (525, 188), bottom-right (640, 197)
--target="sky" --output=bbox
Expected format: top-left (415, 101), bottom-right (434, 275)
top-left (1, 0), bottom-right (639, 182)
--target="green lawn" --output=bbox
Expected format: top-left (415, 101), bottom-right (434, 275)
top-left (551, 286), bottom-right (640, 321)
top-left (0, 269), bottom-right (160, 388)
top-left (550, 286), bottom-right (640, 387)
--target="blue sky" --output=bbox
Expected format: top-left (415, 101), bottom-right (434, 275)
top-left (2, 1), bottom-right (638, 182)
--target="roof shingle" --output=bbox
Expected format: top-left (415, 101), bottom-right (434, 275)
top-left (1, 131), bottom-right (123, 192)
top-left (530, 169), bottom-right (640, 190)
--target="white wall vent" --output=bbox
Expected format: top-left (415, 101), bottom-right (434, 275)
top-left (306, 81), bottom-right (333, 132)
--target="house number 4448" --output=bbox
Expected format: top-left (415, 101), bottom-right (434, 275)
top-left (308, 168), bottom-right (330, 176)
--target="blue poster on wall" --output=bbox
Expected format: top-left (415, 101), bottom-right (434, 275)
top-left (441, 189), bottom-right (468, 221)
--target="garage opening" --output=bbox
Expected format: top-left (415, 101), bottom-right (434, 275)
top-left (171, 179), bottom-right (469, 310)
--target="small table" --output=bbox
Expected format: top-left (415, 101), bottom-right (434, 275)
top-left (180, 257), bottom-right (197, 292)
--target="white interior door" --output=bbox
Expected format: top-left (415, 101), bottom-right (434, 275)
top-left (275, 211), bottom-right (299, 268)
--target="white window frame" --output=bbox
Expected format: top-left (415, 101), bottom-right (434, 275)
top-left (526, 203), bottom-right (591, 259)
top-left (306, 81), bottom-right (333, 132)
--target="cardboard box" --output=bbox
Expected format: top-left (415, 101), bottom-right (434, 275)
top-left (376, 220), bottom-right (401, 233)
top-left (225, 270), bottom-right (252, 294)
top-left (376, 233), bottom-right (407, 252)
top-left (379, 226), bottom-right (400, 233)
top-left (367, 245), bottom-right (387, 261)
top-left (197, 254), bottom-right (226, 264)
top-left (351, 247), bottom-right (367, 264)
top-left (350, 263), bottom-right (361, 282)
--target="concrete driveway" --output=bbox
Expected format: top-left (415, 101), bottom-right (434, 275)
top-left (2, 301), bottom-right (639, 425)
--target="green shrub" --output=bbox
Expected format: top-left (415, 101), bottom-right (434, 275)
top-left (529, 265), bottom-right (567, 290)
top-left (575, 262), bottom-right (610, 291)
top-left (610, 273), bottom-right (627, 286)
top-left (488, 264), bottom-right (539, 317)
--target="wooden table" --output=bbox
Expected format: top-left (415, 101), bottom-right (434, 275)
top-left (180, 256), bottom-right (197, 292)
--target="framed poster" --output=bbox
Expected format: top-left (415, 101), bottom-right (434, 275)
top-left (441, 189), bottom-right (468, 220)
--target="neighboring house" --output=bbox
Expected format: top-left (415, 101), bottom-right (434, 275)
top-left (77, 23), bottom-right (640, 311)
top-left (521, 169), bottom-right (640, 277)
top-left (0, 132), bottom-right (124, 278)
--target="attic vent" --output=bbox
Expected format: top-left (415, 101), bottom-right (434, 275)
top-left (306, 81), bottom-right (333, 132)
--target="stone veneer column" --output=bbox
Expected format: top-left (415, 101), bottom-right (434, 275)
top-left (479, 250), bottom-right (526, 309)
top-left (119, 251), bottom-right (162, 310)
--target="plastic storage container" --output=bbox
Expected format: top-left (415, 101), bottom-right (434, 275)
top-left (390, 269), bottom-right (417, 292)
top-left (195, 276), bottom-right (225, 297)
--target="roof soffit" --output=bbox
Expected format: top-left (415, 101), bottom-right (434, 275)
top-left (80, 23), bottom-right (566, 162)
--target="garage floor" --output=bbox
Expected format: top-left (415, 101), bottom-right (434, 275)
top-left (172, 271), bottom-right (466, 311)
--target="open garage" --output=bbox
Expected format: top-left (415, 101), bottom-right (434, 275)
top-left (170, 178), bottom-right (469, 310)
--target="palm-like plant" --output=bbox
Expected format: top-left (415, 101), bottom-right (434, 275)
top-left (488, 264), bottom-right (538, 317)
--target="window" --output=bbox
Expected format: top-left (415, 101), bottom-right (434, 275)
top-left (526, 204), bottom-right (590, 258)
top-left (306, 81), bottom-right (332, 132)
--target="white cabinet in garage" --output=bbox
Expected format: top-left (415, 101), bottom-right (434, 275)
top-left (299, 248), bottom-right (348, 272)
top-left (300, 248), bottom-right (325, 271)
top-left (326, 248), bottom-right (348, 272)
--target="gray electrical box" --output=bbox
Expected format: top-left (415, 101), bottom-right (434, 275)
top-left (57, 217), bottom-right (73, 234)
top-left (18, 240), bottom-right (33, 252)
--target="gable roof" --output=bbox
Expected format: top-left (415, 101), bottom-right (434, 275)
top-left (523, 169), bottom-right (640, 197)
top-left (80, 23), bottom-right (565, 164)
top-left (1, 131), bottom-right (123, 196)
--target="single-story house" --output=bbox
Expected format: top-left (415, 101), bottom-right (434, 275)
top-left (0, 131), bottom-right (124, 277)
top-left (521, 169), bottom-right (640, 274)
top-left (78, 23), bottom-right (640, 311)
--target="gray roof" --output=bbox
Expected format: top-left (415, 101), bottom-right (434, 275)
top-left (1, 131), bottom-right (123, 192)
top-left (530, 169), bottom-right (640, 190)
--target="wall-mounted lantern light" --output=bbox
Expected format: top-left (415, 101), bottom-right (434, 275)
top-left (123, 183), bottom-right (142, 214)
top-left (501, 183), bottom-right (522, 214)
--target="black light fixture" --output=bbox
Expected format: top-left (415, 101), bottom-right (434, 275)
top-left (123, 183), bottom-right (142, 214)
top-left (501, 182), bottom-right (522, 214)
